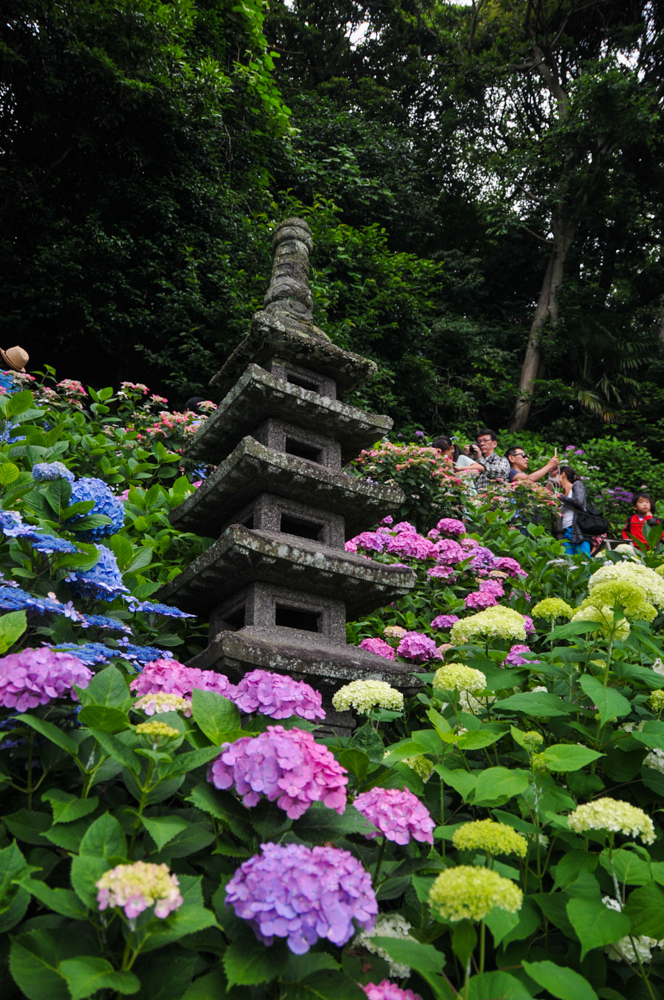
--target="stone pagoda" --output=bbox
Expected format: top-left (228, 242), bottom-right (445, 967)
top-left (156, 218), bottom-right (417, 730)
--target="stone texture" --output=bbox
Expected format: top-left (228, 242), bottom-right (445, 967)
top-left (210, 581), bottom-right (347, 643)
top-left (219, 493), bottom-right (346, 550)
top-left (157, 523), bottom-right (416, 619)
top-left (169, 435), bottom-right (404, 538)
top-left (208, 314), bottom-right (376, 401)
top-left (185, 363), bottom-right (389, 465)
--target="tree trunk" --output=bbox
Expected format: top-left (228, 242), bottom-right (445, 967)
top-left (510, 213), bottom-right (576, 430)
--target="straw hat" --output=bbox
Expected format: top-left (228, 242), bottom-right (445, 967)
top-left (0, 346), bottom-right (29, 372)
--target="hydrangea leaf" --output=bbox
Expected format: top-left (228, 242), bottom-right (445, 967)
top-left (280, 971), bottom-right (366, 999)
top-left (13, 714), bottom-right (78, 755)
top-left (42, 790), bottom-right (99, 825)
top-left (58, 957), bottom-right (140, 999)
top-left (9, 931), bottom-right (70, 1000)
top-left (190, 689), bottom-right (240, 745)
top-left (0, 609), bottom-right (27, 653)
top-left (624, 883), bottom-right (664, 937)
top-left (473, 767), bottom-right (530, 806)
top-left (493, 692), bottom-right (571, 717)
top-left (539, 744), bottom-right (604, 772)
top-left (79, 814), bottom-right (127, 860)
top-left (579, 675), bottom-right (631, 726)
top-left (523, 960), bottom-right (598, 1000)
top-left (369, 936), bottom-right (445, 973)
top-left (567, 897), bottom-right (631, 959)
top-left (223, 929), bottom-right (290, 986)
top-left (468, 971), bottom-right (534, 999)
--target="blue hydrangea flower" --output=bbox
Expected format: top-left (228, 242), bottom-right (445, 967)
top-left (126, 599), bottom-right (195, 619)
top-left (0, 586), bottom-right (71, 616)
top-left (0, 371), bottom-right (18, 393)
top-left (0, 510), bottom-right (35, 538)
top-left (30, 533), bottom-right (79, 554)
top-left (116, 641), bottom-right (174, 664)
top-left (45, 642), bottom-right (116, 664)
top-left (77, 613), bottom-right (131, 634)
top-left (66, 477), bottom-right (125, 540)
top-left (67, 545), bottom-right (128, 602)
top-left (32, 462), bottom-right (75, 484)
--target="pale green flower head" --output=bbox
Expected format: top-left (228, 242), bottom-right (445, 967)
top-left (429, 865), bottom-right (523, 922)
top-left (403, 755), bottom-right (434, 782)
top-left (584, 578), bottom-right (657, 623)
top-left (332, 679), bottom-right (404, 715)
top-left (572, 604), bottom-right (630, 641)
top-left (649, 690), bottom-right (664, 713)
top-left (590, 562), bottom-right (664, 611)
top-left (136, 720), bottom-right (180, 741)
top-left (451, 606), bottom-right (526, 644)
top-left (567, 797), bottom-right (655, 844)
top-left (433, 663), bottom-right (487, 694)
top-left (452, 819), bottom-right (527, 858)
top-left (531, 597), bottom-right (574, 620)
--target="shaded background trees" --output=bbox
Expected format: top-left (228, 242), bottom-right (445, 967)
top-left (1, 0), bottom-right (663, 447)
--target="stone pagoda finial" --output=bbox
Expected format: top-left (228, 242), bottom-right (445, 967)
top-left (263, 217), bottom-right (314, 325)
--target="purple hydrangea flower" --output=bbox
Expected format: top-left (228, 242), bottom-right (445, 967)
top-left (226, 843), bottom-right (377, 953)
top-left (523, 615), bottom-right (535, 634)
top-left (354, 786), bottom-right (435, 845)
top-left (436, 518), bottom-right (466, 537)
top-left (208, 725), bottom-right (348, 819)
top-left (502, 644), bottom-right (540, 667)
top-left (435, 538), bottom-right (465, 564)
top-left (0, 647), bottom-right (92, 710)
top-left (380, 516), bottom-right (394, 526)
top-left (386, 532), bottom-right (437, 560)
top-left (32, 462), bottom-right (75, 484)
top-left (233, 669), bottom-right (325, 720)
top-left (464, 590), bottom-right (499, 609)
top-left (359, 637), bottom-right (396, 660)
top-left (130, 659), bottom-right (235, 699)
top-left (345, 531), bottom-right (388, 554)
top-left (68, 544), bottom-right (128, 601)
top-left (66, 477), bottom-right (125, 540)
top-left (493, 557), bottom-right (526, 578)
top-left (414, 430), bottom-right (425, 439)
top-left (396, 631), bottom-right (441, 662)
top-left (363, 983), bottom-right (423, 1000)
top-left (426, 565), bottom-right (455, 580)
top-left (430, 614), bottom-right (459, 629)
top-left (469, 546), bottom-right (497, 571)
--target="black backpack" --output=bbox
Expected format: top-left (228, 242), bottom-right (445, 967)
top-left (577, 502), bottom-right (609, 538)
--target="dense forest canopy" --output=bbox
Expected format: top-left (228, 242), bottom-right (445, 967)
top-left (1, 0), bottom-right (663, 446)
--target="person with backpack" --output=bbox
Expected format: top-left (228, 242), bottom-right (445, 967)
top-left (622, 491), bottom-right (661, 551)
top-left (558, 465), bottom-right (592, 556)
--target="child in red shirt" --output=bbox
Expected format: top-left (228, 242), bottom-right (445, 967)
top-left (622, 492), bottom-right (660, 550)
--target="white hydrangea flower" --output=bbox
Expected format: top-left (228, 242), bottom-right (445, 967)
top-left (603, 896), bottom-right (662, 964)
top-left (590, 561), bottom-right (664, 610)
top-left (568, 797), bottom-right (655, 844)
top-left (355, 913), bottom-right (414, 978)
top-left (332, 679), bottom-right (404, 714)
top-left (644, 748), bottom-right (664, 774)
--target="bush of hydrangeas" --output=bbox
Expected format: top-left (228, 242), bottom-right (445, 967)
top-left (5, 372), bottom-right (664, 999)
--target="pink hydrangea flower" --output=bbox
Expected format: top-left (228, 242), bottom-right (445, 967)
top-left (96, 861), bottom-right (183, 921)
top-left (0, 648), bottom-right (92, 710)
top-left (502, 644), bottom-right (540, 666)
top-left (460, 538), bottom-right (479, 549)
top-left (129, 659), bottom-right (235, 700)
top-left (427, 565), bottom-right (455, 580)
top-left (386, 532), bottom-right (437, 560)
top-left (396, 631), bottom-right (441, 662)
top-left (345, 531), bottom-right (387, 554)
top-left (226, 843), bottom-right (377, 954)
top-left (380, 516), bottom-right (394, 526)
top-left (434, 538), bottom-right (465, 564)
top-left (392, 521), bottom-right (417, 533)
top-left (430, 614), bottom-right (459, 629)
top-left (362, 984), bottom-right (423, 1000)
top-left (523, 615), bottom-right (535, 634)
top-left (464, 590), bottom-right (499, 609)
top-left (354, 787), bottom-right (435, 844)
top-left (480, 578), bottom-right (505, 598)
top-left (233, 669), bottom-right (324, 720)
top-left (360, 637), bottom-right (396, 660)
top-left (208, 726), bottom-right (348, 819)
top-left (436, 518), bottom-right (466, 536)
top-left (494, 556), bottom-right (527, 578)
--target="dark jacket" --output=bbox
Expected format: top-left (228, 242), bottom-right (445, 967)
top-left (560, 480), bottom-right (587, 544)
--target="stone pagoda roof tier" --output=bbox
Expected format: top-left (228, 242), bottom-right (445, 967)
top-left (170, 436), bottom-right (403, 538)
top-left (186, 625), bottom-right (420, 697)
top-left (208, 312), bottom-right (376, 401)
top-left (156, 523), bottom-right (415, 619)
top-left (185, 363), bottom-right (391, 466)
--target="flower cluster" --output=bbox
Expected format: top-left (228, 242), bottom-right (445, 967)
top-left (354, 787), bottom-right (434, 844)
top-left (0, 647), bottom-right (92, 710)
top-left (68, 544), bottom-right (128, 601)
top-left (360, 637), bottom-right (396, 660)
top-left (433, 663), bottom-right (486, 693)
top-left (355, 914), bottom-right (414, 978)
top-left (208, 726), bottom-right (348, 819)
top-left (436, 517), bottom-right (466, 536)
top-left (332, 680), bottom-right (404, 715)
top-left (451, 606), bottom-right (526, 644)
top-left (452, 819), bottom-right (527, 857)
top-left (649, 690), bottom-right (664, 712)
top-left (126, 599), bottom-right (195, 619)
top-left (590, 561), bottom-right (664, 611)
top-left (233, 669), bottom-right (324, 721)
top-left (32, 461), bottom-right (75, 484)
top-left (129, 658), bottom-right (235, 700)
top-left (134, 692), bottom-right (192, 717)
top-left (362, 984), bottom-right (423, 1000)
top-left (225, 843), bottom-right (377, 953)
top-left (502, 644), bottom-right (539, 666)
top-left (136, 720), bottom-right (180, 741)
top-left (396, 630), bottom-right (441, 662)
top-left (428, 866), bottom-right (523, 922)
top-left (430, 614), bottom-right (459, 630)
top-left (572, 605), bottom-right (630, 641)
top-left (96, 861), bottom-right (183, 920)
top-left (567, 798), bottom-right (655, 843)
top-left (67, 477), bottom-right (125, 540)
top-left (603, 896), bottom-right (663, 965)
top-left (531, 597), bottom-right (574, 620)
